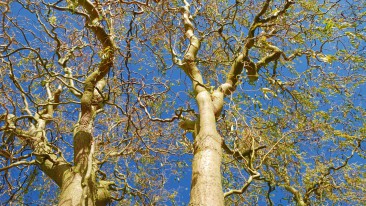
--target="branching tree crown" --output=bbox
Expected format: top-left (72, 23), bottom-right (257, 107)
top-left (0, 0), bottom-right (365, 205)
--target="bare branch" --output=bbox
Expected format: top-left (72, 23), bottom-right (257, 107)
top-left (0, 160), bottom-right (37, 172)
top-left (222, 141), bottom-right (266, 160)
top-left (179, 0), bottom-right (205, 94)
top-left (224, 171), bottom-right (260, 198)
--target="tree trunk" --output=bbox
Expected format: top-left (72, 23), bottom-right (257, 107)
top-left (189, 91), bottom-right (224, 206)
top-left (58, 171), bottom-right (86, 206)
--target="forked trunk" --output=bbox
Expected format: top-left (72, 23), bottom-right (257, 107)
top-left (189, 91), bottom-right (224, 206)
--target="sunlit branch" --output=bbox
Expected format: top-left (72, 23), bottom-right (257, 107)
top-left (254, 0), bottom-right (272, 22)
top-left (119, 0), bottom-right (149, 6)
top-left (256, 51), bottom-right (282, 70)
top-left (63, 68), bottom-right (83, 98)
top-left (179, 0), bottom-right (205, 94)
top-left (178, 119), bottom-right (196, 131)
top-left (224, 171), bottom-right (260, 198)
top-left (102, 140), bottom-right (133, 160)
top-left (213, 0), bottom-right (295, 116)
top-left (45, 1), bottom-right (89, 18)
top-left (283, 184), bottom-right (306, 206)
top-left (259, 0), bottom-right (295, 24)
top-left (0, 160), bottom-right (37, 172)
top-left (137, 96), bottom-right (183, 122)
top-left (55, 1), bottom-right (117, 204)
top-left (6, 53), bottom-right (50, 108)
top-left (113, 169), bottom-right (150, 202)
top-left (21, 93), bottom-right (32, 116)
top-left (0, 46), bottom-right (41, 58)
top-left (222, 141), bottom-right (266, 160)
top-left (304, 143), bottom-right (359, 203)
top-left (0, 29), bottom-right (74, 187)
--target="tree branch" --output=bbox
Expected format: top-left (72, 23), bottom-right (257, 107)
top-left (222, 141), bottom-right (266, 160)
top-left (224, 172), bottom-right (260, 198)
top-left (0, 160), bottom-right (36, 172)
top-left (212, 0), bottom-right (295, 116)
top-left (179, 0), bottom-right (205, 94)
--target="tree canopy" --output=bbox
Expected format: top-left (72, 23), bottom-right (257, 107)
top-left (0, 0), bottom-right (365, 205)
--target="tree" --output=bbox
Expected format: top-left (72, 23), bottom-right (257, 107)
top-left (0, 0), bottom-right (365, 205)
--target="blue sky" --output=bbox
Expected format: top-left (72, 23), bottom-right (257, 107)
top-left (1, 0), bottom-right (365, 205)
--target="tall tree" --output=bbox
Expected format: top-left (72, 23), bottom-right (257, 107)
top-left (0, 0), bottom-right (365, 205)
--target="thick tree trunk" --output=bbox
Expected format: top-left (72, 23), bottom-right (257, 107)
top-left (190, 131), bottom-right (223, 205)
top-left (58, 130), bottom-right (95, 206)
top-left (58, 172), bottom-right (85, 206)
top-left (59, 0), bottom-right (115, 204)
top-left (189, 91), bottom-right (224, 206)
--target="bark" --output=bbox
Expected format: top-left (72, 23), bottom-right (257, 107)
top-left (57, 0), bottom-right (115, 205)
top-left (179, 1), bottom-right (294, 204)
top-left (59, 171), bottom-right (85, 205)
top-left (190, 91), bottom-right (224, 206)
top-left (284, 185), bottom-right (307, 206)
top-left (179, 2), bottom-right (224, 205)
top-left (35, 143), bottom-right (72, 187)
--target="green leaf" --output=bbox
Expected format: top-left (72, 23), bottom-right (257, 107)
top-left (49, 16), bottom-right (57, 25)
top-left (318, 54), bottom-right (337, 64)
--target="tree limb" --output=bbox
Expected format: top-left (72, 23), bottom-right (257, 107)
top-left (0, 160), bottom-right (36, 172)
top-left (224, 171), bottom-right (260, 198)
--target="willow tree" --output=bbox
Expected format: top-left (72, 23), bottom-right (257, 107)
top-left (0, 0), bottom-right (365, 205)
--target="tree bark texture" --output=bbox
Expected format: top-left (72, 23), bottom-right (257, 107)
top-left (179, 2), bottom-right (225, 205)
top-left (57, 0), bottom-right (115, 205)
top-left (189, 91), bottom-right (224, 206)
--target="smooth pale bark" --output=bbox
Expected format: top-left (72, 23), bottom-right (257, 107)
top-left (179, 1), bottom-right (295, 204)
top-left (284, 185), bottom-right (307, 206)
top-left (190, 91), bottom-right (224, 205)
top-left (59, 172), bottom-right (85, 205)
top-left (179, 2), bottom-right (226, 205)
top-left (36, 145), bottom-right (72, 187)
